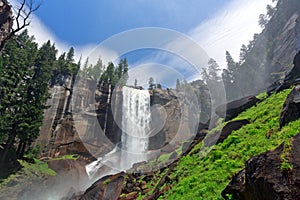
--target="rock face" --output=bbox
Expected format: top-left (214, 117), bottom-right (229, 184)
top-left (45, 117), bottom-right (94, 159)
top-left (280, 85), bottom-right (300, 128)
top-left (284, 51), bottom-right (300, 82)
top-left (222, 133), bottom-right (300, 200)
top-left (148, 88), bottom-right (180, 150)
top-left (0, 0), bottom-right (12, 51)
top-left (71, 172), bottom-right (125, 200)
top-left (215, 96), bottom-right (258, 121)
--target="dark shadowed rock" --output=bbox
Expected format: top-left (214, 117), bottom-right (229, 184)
top-left (222, 133), bottom-right (300, 200)
top-left (280, 85), bottom-right (300, 128)
top-left (215, 96), bottom-right (258, 121)
top-left (72, 172), bottom-right (125, 200)
top-left (267, 80), bottom-right (282, 96)
top-left (0, 0), bottom-right (12, 51)
top-left (221, 169), bottom-right (245, 199)
top-left (217, 119), bottom-right (250, 144)
top-left (275, 81), bottom-right (291, 94)
top-left (284, 51), bottom-right (300, 83)
top-left (203, 120), bottom-right (249, 147)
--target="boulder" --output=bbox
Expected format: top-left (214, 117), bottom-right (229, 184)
top-left (275, 81), bottom-right (291, 94)
top-left (222, 133), bottom-right (300, 200)
top-left (47, 159), bottom-right (88, 181)
top-left (217, 119), bottom-right (250, 144)
top-left (71, 172), bottom-right (125, 200)
top-left (267, 80), bottom-right (282, 96)
top-left (284, 51), bottom-right (300, 83)
top-left (215, 96), bottom-right (258, 121)
top-left (221, 169), bottom-right (246, 199)
top-left (203, 119), bottom-right (249, 147)
top-left (280, 85), bottom-right (300, 128)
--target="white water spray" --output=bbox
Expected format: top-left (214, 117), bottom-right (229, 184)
top-left (86, 86), bottom-right (151, 178)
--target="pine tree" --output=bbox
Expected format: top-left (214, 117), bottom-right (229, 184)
top-left (148, 77), bottom-right (155, 90)
top-left (176, 79), bottom-right (181, 90)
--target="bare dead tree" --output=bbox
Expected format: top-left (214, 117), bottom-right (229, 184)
top-left (0, 0), bottom-right (41, 51)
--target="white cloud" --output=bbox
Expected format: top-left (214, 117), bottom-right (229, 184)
top-left (27, 15), bottom-right (118, 66)
top-left (14, 0), bottom-right (272, 73)
top-left (190, 0), bottom-right (273, 68)
top-left (127, 0), bottom-right (273, 84)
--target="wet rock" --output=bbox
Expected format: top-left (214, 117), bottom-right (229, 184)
top-left (223, 133), bottom-right (300, 200)
top-left (280, 86), bottom-right (300, 128)
top-left (215, 96), bottom-right (258, 121)
top-left (47, 159), bottom-right (87, 179)
top-left (72, 172), bottom-right (125, 200)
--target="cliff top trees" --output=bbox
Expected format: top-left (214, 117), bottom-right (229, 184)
top-left (0, 29), bottom-right (80, 162)
top-left (98, 58), bottom-right (129, 86)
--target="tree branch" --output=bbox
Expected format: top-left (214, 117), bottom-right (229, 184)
top-left (0, 0), bottom-right (41, 51)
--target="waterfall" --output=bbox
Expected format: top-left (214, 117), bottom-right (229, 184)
top-left (86, 86), bottom-right (151, 178)
top-left (120, 86), bottom-right (151, 169)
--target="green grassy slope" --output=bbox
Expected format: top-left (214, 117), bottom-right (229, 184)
top-left (154, 89), bottom-right (300, 199)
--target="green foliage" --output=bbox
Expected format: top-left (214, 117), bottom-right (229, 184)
top-left (256, 92), bottom-right (268, 100)
top-left (24, 144), bottom-right (40, 160)
top-left (148, 77), bottom-right (155, 90)
top-left (51, 154), bottom-right (79, 161)
top-left (0, 30), bottom-right (80, 162)
top-left (156, 89), bottom-right (300, 199)
top-left (97, 58), bottom-right (129, 86)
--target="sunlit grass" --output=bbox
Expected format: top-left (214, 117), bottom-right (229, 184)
top-left (159, 89), bottom-right (300, 199)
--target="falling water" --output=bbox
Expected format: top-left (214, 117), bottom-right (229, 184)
top-left (120, 86), bottom-right (151, 169)
top-left (86, 86), bottom-right (151, 178)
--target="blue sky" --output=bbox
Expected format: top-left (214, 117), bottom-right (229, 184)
top-left (35, 0), bottom-right (228, 46)
top-left (16, 0), bottom-right (273, 86)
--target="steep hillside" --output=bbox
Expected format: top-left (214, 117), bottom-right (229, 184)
top-left (71, 87), bottom-right (300, 200)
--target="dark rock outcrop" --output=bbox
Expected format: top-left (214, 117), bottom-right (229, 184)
top-left (71, 172), bottom-right (125, 200)
top-left (215, 96), bottom-right (258, 121)
top-left (222, 169), bottom-right (246, 199)
top-left (284, 51), bottom-right (300, 83)
top-left (217, 119), bottom-right (250, 144)
top-left (222, 133), bottom-right (300, 200)
top-left (203, 119), bottom-right (249, 147)
top-left (280, 85), bottom-right (300, 128)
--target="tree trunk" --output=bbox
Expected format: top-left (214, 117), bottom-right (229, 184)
top-left (1, 124), bottom-right (17, 162)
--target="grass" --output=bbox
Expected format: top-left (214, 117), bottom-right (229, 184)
top-left (51, 154), bottom-right (79, 160)
top-left (153, 89), bottom-right (300, 199)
